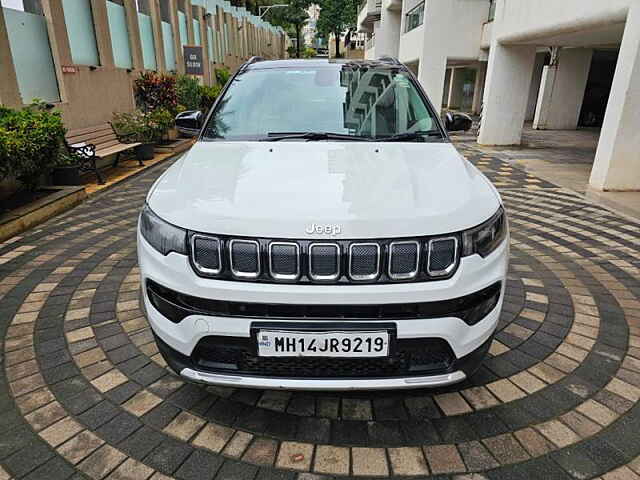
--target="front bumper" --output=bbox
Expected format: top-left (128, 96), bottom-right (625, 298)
top-left (138, 231), bottom-right (508, 390)
top-left (153, 330), bottom-right (492, 390)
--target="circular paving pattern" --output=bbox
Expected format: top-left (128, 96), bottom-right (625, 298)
top-left (1, 147), bottom-right (640, 480)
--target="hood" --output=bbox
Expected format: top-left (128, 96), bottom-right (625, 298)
top-left (147, 141), bottom-right (501, 239)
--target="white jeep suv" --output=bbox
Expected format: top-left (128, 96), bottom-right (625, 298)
top-left (137, 57), bottom-right (508, 390)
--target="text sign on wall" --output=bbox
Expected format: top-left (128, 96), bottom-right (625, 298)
top-left (183, 46), bottom-right (204, 75)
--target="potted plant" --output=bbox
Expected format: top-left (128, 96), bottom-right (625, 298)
top-left (51, 151), bottom-right (82, 185)
top-left (148, 108), bottom-right (174, 145)
top-left (112, 109), bottom-right (173, 161)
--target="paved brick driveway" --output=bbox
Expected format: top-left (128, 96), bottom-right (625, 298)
top-left (1, 143), bottom-right (640, 480)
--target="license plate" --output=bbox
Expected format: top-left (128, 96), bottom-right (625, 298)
top-left (257, 330), bottom-right (389, 357)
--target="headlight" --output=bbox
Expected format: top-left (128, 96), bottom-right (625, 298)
top-left (461, 207), bottom-right (507, 258)
top-left (139, 204), bottom-right (187, 256)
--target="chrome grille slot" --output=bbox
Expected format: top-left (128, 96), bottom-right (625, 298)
top-left (389, 241), bottom-right (419, 279)
top-left (427, 237), bottom-right (458, 276)
top-left (269, 242), bottom-right (299, 280)
top-left (309, 243), bottom-right (340, 281)
top-left (349, 243), bottom-right (380, 280)
top-left (191, 235), bottom-right (222, 274)
top-left (230, 239), bottom-right (260, 278)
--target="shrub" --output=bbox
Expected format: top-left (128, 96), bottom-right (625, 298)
top-left (0, 101), bottom-right (66, 190)
top-left (200, 84), bottom-right (222, 113)
top-left (176, 75), bottom-right (202, 111)
top-left (134, 72), bottom-right (178, 113)
top-left (215, 67), bottom-right (231, 86)
top-left (112, 108), bottom-right (174, 144)
top-left (302, 47), bottom-right (316, 58)
top-left (148, 108), bottom-right (174, 141)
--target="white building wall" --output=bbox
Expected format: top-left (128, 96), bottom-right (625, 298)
top-left (416, 0), bottom-right (488, 108)
top-left (377, 7), bottom-right (401, 57)
top-left (398, 25), bottom-right (422, 63)
top-left (493, 0), bottom-right (631, 44)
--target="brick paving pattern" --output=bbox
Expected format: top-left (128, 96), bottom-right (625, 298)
top-left (1, 143), bottom-right (640, 479)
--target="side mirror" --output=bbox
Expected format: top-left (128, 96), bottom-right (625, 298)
top-left (444, 112), bottom-right (473, 132)
top-left (175, 110), bottom-right (203, 137)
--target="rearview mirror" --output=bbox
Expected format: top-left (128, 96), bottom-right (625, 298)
top-left (175, 110), bottom-right (203, 137)
top-left (444, 112), bottom-right (473, 132)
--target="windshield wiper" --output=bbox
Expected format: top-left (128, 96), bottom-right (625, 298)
top-left (375, 130), bottom-right (443, 142)
top-left (263, 132), bottom-right (371, 142)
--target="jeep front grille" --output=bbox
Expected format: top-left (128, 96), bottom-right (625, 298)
top-left (189, 233), bottom-right (460, 284)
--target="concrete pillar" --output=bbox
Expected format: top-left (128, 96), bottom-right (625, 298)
top-left (477, 43), bottom-right (537, 145)
top-left (533, 48), bottom-right (593, 130)
top-left (447, 68), bottom-right (465, 110)
top-left (377, 7), bottom-right (401, 58)
top-left (416, 0), bottom-right (449, 109)
top-left (194, 6), bottom-right (210, 85)
top-left (0, 7), bottom-right (21, 107)
top-left (149, 0), bottom-right (166, 72)
top-left (185, 0), bottom-right (194, 44)
top-left (169, 0), bottom-right (185, 74)
top-left (41, 0), bottom-right (72, 103)
top-left (123, 0), bottom-right (144, 71)
top-left (89, 0), bottom-right (114, 68)
top-left (525, 51), bottom-right (546, 121)
top-left (589, 4), bottom-right (640, 191)
top-left (471, 62), bottom-right (486, 115)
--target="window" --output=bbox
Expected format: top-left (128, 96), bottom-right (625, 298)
top-left (488, 0), bottom-right (495, 22)
top-left (405, 2), bottom-right (424, 33)
top-left (202, 65), bottom-right (442, 141)
top-left (62, 0), bottom-right (100, 65)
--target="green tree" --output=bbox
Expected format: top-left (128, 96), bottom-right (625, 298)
top-left (268, 0), bottom-right (311, 58)
top-left (316, 0), bottom-right (359, 58)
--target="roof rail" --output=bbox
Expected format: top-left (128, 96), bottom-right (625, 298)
top-left (377, 56), bottom-right (402, 65)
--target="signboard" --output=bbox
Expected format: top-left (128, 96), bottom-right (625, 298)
top-left (183, 46), bottom-right (204, 75)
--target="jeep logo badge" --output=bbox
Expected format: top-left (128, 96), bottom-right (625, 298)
top-left (305, 223), bottom-right (342, 236)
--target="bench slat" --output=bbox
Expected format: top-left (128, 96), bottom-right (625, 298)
top-left (93, 138), bottom-right (122, 150)
top-left (96, 142), bottom-right (141, 157)
top-left (66, 123), bottom-right (113, 138)
top-left (67, 131), bottom-right (118, 145)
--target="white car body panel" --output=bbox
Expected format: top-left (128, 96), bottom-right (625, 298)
top-left (147, 141), bottom-right (501, 239)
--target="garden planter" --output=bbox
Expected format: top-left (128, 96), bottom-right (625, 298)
top-left (135, 143), bottom-right (155, 161)
top-left (167, 128), bottom-right (178, 141)
top-left (52, 165), bottom-right (82, 186)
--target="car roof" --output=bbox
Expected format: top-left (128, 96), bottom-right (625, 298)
top-left (245, 57), bottom-right (408, 71)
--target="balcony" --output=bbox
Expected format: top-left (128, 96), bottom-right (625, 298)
top-left (357, 0), bottom-right (381, 33)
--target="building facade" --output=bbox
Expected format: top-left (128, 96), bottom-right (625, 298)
top-left (0, 0), bottom-right (288, 129)
top-left (359, 0), bottom-right (640, 192)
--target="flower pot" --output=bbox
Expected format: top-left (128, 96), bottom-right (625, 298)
top-left (167, 128), bottom-right (178, 141)
top-left (135, 143), bottom-right (155, 161)
top-left (52, 165), bottom-right (82, 186)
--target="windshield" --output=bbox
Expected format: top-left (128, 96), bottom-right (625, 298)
top-left (202, 64), bottom-right (444, 141)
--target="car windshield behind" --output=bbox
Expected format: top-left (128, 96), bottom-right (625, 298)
top-left (202, 63), bottom-right (443, 141)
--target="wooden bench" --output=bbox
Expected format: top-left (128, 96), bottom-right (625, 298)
top-left (65, 123), bottom-right (142, 184)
